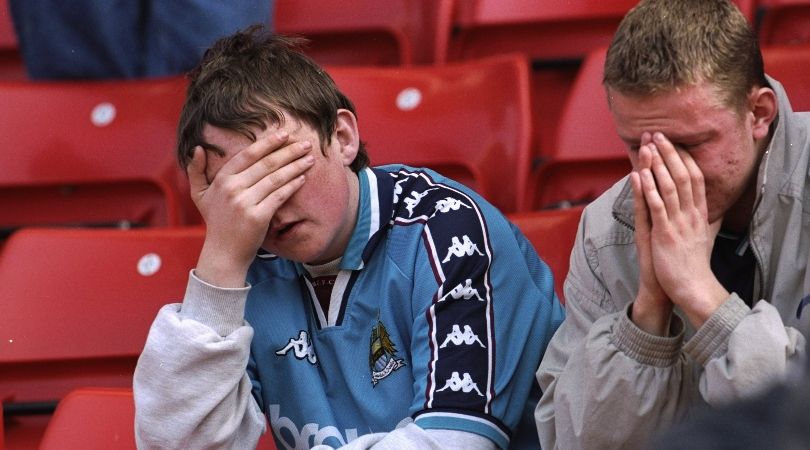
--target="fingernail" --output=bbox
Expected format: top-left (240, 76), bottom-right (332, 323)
top-left (653, 132), bottom-right (664, 142)
top-left (276, 131), bottom-right (289, 140)
top-left (300, 141), bottom-right (312, 149)
top-left (304, 155), bottom-right (315, 164)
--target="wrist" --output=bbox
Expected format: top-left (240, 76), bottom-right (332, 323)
top-left (675, 279), bottom-right (730, 330)
top-left (631, 293), bottom-right (673, 336)
top-left (195, 239), bottom-right (254, 288)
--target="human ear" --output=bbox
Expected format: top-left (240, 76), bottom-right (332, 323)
top-left (749, 87), bottom-right (777, 141)
top-left (333, 109), bottom-right (360, 166)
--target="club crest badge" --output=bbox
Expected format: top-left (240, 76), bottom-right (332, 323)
top-left (369, 318), bottom-right (405, 386)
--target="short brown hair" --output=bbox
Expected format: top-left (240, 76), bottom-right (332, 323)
top-left (603, 0), bottom-right (766, 111)
top-left (176, 25), bottom-right (369, 171)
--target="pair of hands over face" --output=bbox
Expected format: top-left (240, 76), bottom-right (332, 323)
top-left (629, 132), bottom-right (729, 336)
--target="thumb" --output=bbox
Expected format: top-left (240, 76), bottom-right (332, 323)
top-left (186, 146), bottom-right (209, 191)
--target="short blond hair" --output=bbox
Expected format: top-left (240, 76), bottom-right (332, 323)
top-left (604, 0), bottom-right (766, 111)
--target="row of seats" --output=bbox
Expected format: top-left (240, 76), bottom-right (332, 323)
top-left (276, 0), bottom-right (804, 66)
top-left (0, 205), bottom-right (583, 449)
top-left (3, 1), bottom-right (804, 154)
top-left (276, 0), bottom-right (810, 164)
top-left (0, 0), bottom-right (805, 69)
top-left (2, 42), bottom-right (807, 235)
top-left (1, 1), bottom-right (808, 143)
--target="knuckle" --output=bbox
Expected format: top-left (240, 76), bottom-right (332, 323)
top-left (659, 183), bottom-right (677, 197)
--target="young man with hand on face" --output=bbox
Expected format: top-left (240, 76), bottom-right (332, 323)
top-left (133, 26), bottom-right (564, 450)
top-left (536, 0), bottom-right (810, 448)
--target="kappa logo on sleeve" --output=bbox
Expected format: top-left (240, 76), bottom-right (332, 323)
top-left (440, 324), bottom-right (486, 348)
top-left (439, 279), bottom-right (484, 302)
top-left (404, 188), bottom-right (439, 217)
top-left (441, 235), bottom-right (484, 263)
top-left (436, 372), bottom-right (484, 397)
top-left (431, 197), bottom-right (472, 218)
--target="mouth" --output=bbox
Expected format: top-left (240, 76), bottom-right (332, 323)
top-left (271, 221), bottom-right (301, 239)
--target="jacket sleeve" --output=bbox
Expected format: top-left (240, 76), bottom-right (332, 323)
top-left (534, 220), bottom-right (697, 450)
top-left (536, 214), bottom-right (807, 449)
top-left (133, 271), bottom-right (266, 450)
top-left (685, 295), bottom-right (806, 405)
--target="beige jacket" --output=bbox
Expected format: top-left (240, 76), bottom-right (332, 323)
top-left (535, 77), bottom-right (810, 449)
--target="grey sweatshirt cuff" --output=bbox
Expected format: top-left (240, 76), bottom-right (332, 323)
top-left (684, 294), bottom-right (749, 366)
top-left (179, 269), bottom-right (251, 337)
top-left (612, 303), bottom-right (685, 367)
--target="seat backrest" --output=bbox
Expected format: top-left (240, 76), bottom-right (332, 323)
top-left (275, 0), bottom-right (452, 65)
top-left (39, 388), bottom-right (136, 450)
top-left (326, 53), bottom-right (533, 213)
top-left (442, 0), bottom-right (636, 62)
top-left (732, 0), bottom-right (757, 23)
top-left (553, 47), bottom-right (625, 163)
top-left (0, 226), bottom-right (204, 405)
top-left (507, 206), bottom-right (583, 303)
top-left (529, 46), bottom-right (631, 209)
top-left (757, 0), bottom-right (810, 45)
top-left (763, 44), bottom-right (810, 112)
top-left (0, 0), bottom-right (15, 51)
top-left (39, 387), bottom-right (278, 450)
top-left (0, 76), bottom-right (190, 232)
top-left (439, 0), bottom-right (636, 169)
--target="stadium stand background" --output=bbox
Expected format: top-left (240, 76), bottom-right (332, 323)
top-left (1, 0), bottom-right (809, 448)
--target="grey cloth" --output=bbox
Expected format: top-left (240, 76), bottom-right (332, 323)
top-left (134, 271), bottom-right (495, 449)
top-left (535, 77), bottom-right (810, 450)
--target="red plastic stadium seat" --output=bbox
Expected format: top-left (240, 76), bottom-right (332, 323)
top-left (275, 0), bottom-right (452, 66)
top-left (507, 206), bottom-right (583, 303)
top-left (38, 387), bottom-right (277, 450)
top-left (763, 44), bottom-right (810, 111)
top-left (758, 0), bottom-right (810, 46)
top-left (529, 47), bottom-right (631, 210)
top-left (39, 388), bottom-right (136, 450)
top-left (442, 0), bottom-right (636, 62)
top-left (326, 53), bottom-right (533, 213)
top-left (0, 0), bottom-right (24, 79)
top-left (0, 226), bottom-right (204, 449)
top-left (441, 0), bottom-right (637, 157)
top-left (0, 76), bottom-right (193, 234)
top-left (732, 0), bottom-right (757, 23)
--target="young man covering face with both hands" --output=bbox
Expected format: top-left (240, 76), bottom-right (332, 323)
top-left (536, 0), bottom-right (810, 448)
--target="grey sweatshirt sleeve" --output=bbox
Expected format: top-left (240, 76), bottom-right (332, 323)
top-left (134, 273), bottom-right (498, 450)
top-left (133, 271), bottom-right (266, 450)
